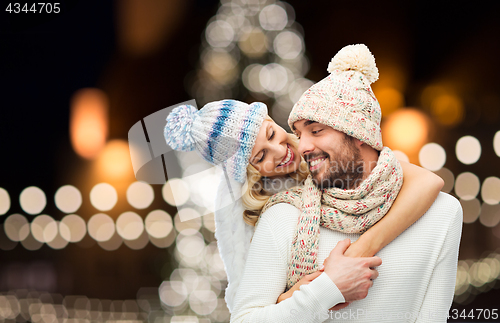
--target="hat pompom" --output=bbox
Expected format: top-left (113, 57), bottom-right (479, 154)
top-left (327, 44), bottom-right (379, 84)
top-left (164, 104), bottom-right (198, 151)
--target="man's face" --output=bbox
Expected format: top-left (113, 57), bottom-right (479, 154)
top-left (293, 120), bottom-right (364, 190)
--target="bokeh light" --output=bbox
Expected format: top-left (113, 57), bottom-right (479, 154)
top-left (287, 78), bottom-right (313, 103)
top-left (481, 177), bottom-right (500, 205)
top-left (149, 229), bottom-right (176, 248)
top-left (123, 229), bottom-right (149, 250)
top-left (202, 213), bottom-right (216, 233)
top-left (206, 20), bottom-right (235, 48)
top-left (96, 140), bottom-right (133, 179)
top-left (0, 188), bottom-right (10, 215)
top-left (126, 181), bottom-right (154, 209)
top-left (273, 30), bottom-right (303, 60)
top-left (98, 230), bottom-right (123, 251)
top-left (0, 226), bottom-right (17, 251)
top-left (375, 87), bottom-right (404, 116)
top-left (54, 185), bottom-right (82, 214)
top-left (494, 131), bottom-right (500, 157)
top-left (90, 183), bottom-right (118, 211)
top-left (455, 172), bottom-right (480, 200)
top-left (189, 290), bottom-right (218, 316)
top-left (31, 215), bottom-right (58, 243)
top-left (46, 228), bottom-right (69, 250)
top-left (70, 88), bottom-right (108, 159)
top-left (116, 212), bottom-right (144, 241)
top-left (174, 209), bottom-right (202, 233)
top-left (460, 198), bottom-right (481, 224)
top-left (59, 214), bottom-right (87, 243)
top-left (19, 186), bottom-right (46, 215)
top-left (433, 167), bottom-right (454, 193)
top-left (159, 281), bottom-right (188, 307)
top-left (162, 178), bottom-right (190, 207)
top-left (430, 94), bottom-right (464, 126)
top-left (4, 214), bottom-right (30, 242)
top-left (116, 0), bottom-right (178, 56)
top-left (382, 109), bottom-right (429, 155)
top-left (202, 49), bottom-right (239, 85)
top-left (479, 203), bottom-right (500, 228)
top-left (456, 136), bottom-right (481, 165)
top-left (242, 64), bottom-right (264, 93)
top-left (20, 230), bottom-right (43, 251)
top-left (418, 143), bottom-right (446, 171)
top-left (238, 27), bottom-right (267, 58)
top-left (176, 232), bottom-right (205, 259)
top-left (260, 63), bottom-right (289, 93)
top-left (259, 4), bottom-right (287, 30)
top-left (87, 213), bottom-right (115, 242)
top-left (145, 210), bottom-right (173, 239)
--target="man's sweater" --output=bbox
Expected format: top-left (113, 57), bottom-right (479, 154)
top-left (230, 192), bottom-right (463, 323)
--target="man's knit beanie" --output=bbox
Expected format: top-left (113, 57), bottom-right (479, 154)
top-left (288, 44), bottom-right (383, 150)
top-left (164, 99), bottom-right (268, 183)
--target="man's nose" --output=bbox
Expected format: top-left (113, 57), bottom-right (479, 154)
top-left (298, 134), bottom-right (314, 157)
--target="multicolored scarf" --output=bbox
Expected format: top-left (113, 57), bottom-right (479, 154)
top-left (261, 147), bottom-right (404, 289)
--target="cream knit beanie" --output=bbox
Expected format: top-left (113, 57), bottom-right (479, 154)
top-left (288, 44), bottom-right (383, 150)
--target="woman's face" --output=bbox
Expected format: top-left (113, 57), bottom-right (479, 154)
top-left (249, 119), bottom-right (302, 177)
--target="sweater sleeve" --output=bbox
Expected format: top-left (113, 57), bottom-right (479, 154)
top-left (230, 204), bottom-right (345, 323)
top-left (415, 197), bottom-right (463, 322)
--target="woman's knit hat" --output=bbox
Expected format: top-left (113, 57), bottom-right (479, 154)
top-left (164, 99), bottom-right (268, 183)
top-left (288, 44), bottom-right (383, 150)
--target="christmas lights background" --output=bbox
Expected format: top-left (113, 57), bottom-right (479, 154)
top-left (1, 0), bottom-right (500, 322)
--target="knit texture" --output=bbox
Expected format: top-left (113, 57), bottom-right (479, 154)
top-left (214, 173), bottom-right (255, 313)
top-left (164, 100), bottom-right (268, 183)
top-left (261, 147), bottom-right (403, 289)
top-left (231, 193), bottom-right (463, 323)
top-left (288, 44), bottom-right (383, 150)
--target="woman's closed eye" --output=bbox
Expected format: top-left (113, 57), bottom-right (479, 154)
top-left (269, 129), bottom-right (275, 140)
top-left (258, 150), bottom-right (266, 163)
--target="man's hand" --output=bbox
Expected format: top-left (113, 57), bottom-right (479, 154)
top-left (323, 238), bottom-right (382, 302)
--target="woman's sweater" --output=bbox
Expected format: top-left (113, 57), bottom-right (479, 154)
top-left (230, 192), bottom-right (463, 323)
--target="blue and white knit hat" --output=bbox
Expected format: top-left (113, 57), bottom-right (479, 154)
top-left (164, 99), bottom-right (268, 183)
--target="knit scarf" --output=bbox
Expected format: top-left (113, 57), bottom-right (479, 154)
top-left (261, 147), bottom-right (404, 289)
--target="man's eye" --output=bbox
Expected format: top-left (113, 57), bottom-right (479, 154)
top-left (312, 129), bottom-right (322, 135)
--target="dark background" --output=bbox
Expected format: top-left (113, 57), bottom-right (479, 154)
top-left (1, 0), bottom-right (500, 321)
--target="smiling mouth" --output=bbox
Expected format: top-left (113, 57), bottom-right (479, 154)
top-left (277, 144), bottom-right (294, 168)
top-left (308, 156), bottom-right (327, 171)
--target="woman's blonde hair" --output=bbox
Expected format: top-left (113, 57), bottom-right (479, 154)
top-left (241, 117), bottom-right (309, 226)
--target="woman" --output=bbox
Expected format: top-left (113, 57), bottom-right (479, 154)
top-left (164, 99), bottom-right (443, 312)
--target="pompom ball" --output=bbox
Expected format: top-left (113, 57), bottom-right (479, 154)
top-left (327, 44), bottom-right (379, 84)
top-left (164, 104), bottom-right (198, 151)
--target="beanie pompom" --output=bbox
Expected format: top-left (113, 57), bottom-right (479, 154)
top-left (164, 104), bottom-right (198, 151)
top-left (327, 44), bottom-right (379, 84)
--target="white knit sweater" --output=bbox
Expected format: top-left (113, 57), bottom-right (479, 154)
top-left (230, 192), bottom-right (463, 323)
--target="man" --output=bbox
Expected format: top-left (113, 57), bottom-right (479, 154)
top-left (230, 44), bottom-right (462, 322)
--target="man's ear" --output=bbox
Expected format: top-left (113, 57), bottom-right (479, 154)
top-left (354, 138), bottom-right (364, 147)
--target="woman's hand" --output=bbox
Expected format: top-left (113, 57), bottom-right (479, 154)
top-left (343, 239), bottom-right (376, 258)
top-left (276, 271), bottom-right (322, 303)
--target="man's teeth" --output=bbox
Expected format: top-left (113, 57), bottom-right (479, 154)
top-left (310, 157), bottom-right (326, 167)
top-left (278, 147), bottom-right (292, 166)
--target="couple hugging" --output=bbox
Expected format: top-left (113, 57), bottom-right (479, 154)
top-left (164, 44), bottom-right (462, 322)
